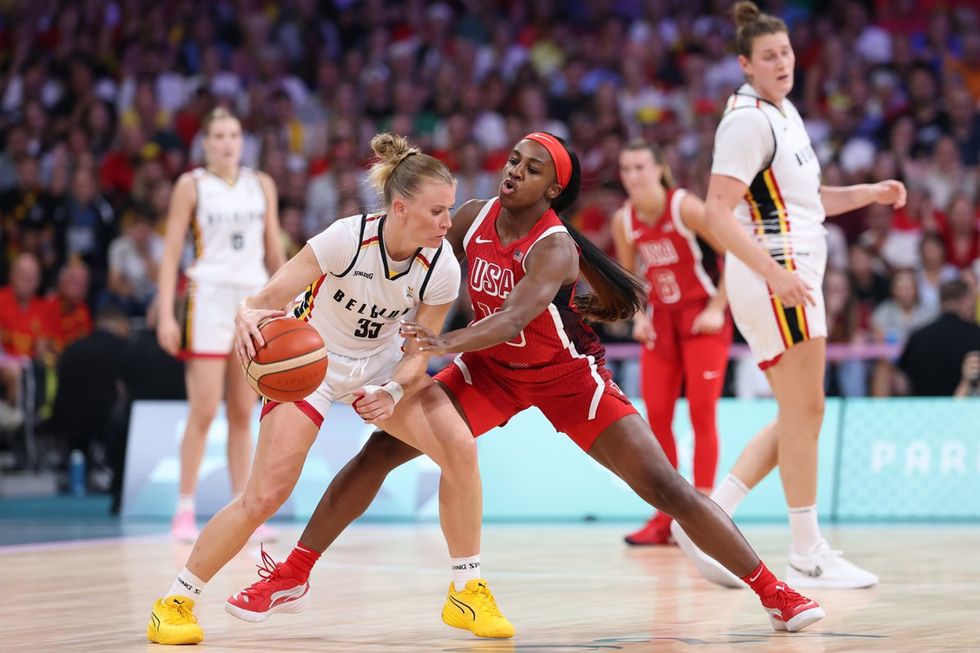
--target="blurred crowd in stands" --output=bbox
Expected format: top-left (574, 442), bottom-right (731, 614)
top-left (2, 0), bottom-right (980, 488)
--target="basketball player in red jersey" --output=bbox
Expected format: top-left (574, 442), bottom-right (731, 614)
top-left (612, 141), bottom-right (733, 546)
top-left (232, 133), bottom-right (825, 632)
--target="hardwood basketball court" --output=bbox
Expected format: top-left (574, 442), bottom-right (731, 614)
top-left (3, 523), bottom-right (978, 652)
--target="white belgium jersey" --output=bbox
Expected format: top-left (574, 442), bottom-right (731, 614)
top-left (712, 83), bottom-right (826, 264)
top-left (186, 167), bottom-right (270, 286)
top-left (297, 213), bottom-right (461, 358)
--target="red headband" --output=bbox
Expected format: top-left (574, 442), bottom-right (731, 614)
top-left (524, 132), bottom-right (572, 188)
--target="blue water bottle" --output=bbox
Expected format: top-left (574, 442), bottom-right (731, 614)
top-left (69, 449), bottom-right (86, 497)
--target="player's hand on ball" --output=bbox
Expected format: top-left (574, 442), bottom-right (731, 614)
top-left (353, 386), bottom-right (395, 424)
top-left (873, 179), bottom-right (907, 209)
top-left (234, 307), bottom-right (286, 366)
top-left (400, 321), bottom-right (450, 355)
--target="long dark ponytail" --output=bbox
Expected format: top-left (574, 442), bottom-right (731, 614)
top-left (547, 134), bottom-right (646, 322)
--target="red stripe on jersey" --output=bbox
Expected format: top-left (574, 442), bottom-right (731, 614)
top-left (295, 274), bottom-right (327, 323)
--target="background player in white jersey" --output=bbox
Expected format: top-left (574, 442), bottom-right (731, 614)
top-left (671, 1), bottom-right (906, 590)
top-left (156, 108), bottom-right (285, 541)
top-left (147, 134), bottom-right (513, 645)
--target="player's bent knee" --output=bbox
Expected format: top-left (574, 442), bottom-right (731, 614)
top-left (240, 487), bottom-right (289, 523)
top-left (647, 472), bottom-right (699, 515)
top-left (438, 435), bottom-right (478, 476)
top-left (780, 396), bottom-right (824, 428)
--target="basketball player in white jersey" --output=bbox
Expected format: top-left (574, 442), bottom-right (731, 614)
top-left (156, 108), bottom-right (286, 541)
top-left (147, 134), bottom-right (513, 645)
top-left (671, 1), bottom-right (906, 590)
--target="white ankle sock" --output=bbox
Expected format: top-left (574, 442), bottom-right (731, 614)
top-left (788, 504), bottom-right (822, 555)
top-left (450, 554), bottom-right (481, 591)
top-left (175, 495), bottom-right (195, 515)
top-left (168, 568), bottom-right (206, 600)
top-left (710, 474), bottom-right (750, 516)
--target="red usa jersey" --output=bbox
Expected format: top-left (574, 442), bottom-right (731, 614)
top-left (462, 198), bottom-right (605, 369)
top-left (621, 189), bottom-right (718, 309)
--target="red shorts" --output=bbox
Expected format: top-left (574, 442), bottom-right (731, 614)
top-left (433, 351), bottom-right (637, 451)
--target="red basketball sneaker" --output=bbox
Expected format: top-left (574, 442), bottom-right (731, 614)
top-left (624, 512), bottom-right (674, 546)
top-left (225, 545), bottom-right (310, 622)
top-left (759, 581), bottom-right (825, 632)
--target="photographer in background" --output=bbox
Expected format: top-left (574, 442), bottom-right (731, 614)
top-left (954, 351), bottom-right (980, 398)
top-left (898, 280), bottom-right (980, 395)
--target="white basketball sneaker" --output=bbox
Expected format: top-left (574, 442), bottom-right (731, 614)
top-left (786, 538), bottom-right (879, 589)
top-left (670, 520), bottom-right (743, 589)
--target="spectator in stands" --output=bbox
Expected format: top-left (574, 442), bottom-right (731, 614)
top-left (0, 156), bottom-right (62, 290)
top-left (898, 279), bottom-right (980, 395)
top-left (59, 167), bottom-right (115, 294)
top-left (860, 203), bottom-right (921, 270)
top-left (0, 253), bottom-right (51, 359)
top-left (870, 268), bottom-right (936, 395)
top-left (453, 139), bottom-right (496, 201)
top-left (824, 269), bottom-right (870, 396)
top-left (942, 194), bottom-right (979, 269)
top-left (923, 137), bottom-right (976, 212)
top-left (44, 260), bottom-right (93, 355)
top-left (0, 253), bottom-right (51, 440)
top-left (917, 232), bottom-right (961, 312)
top-left (105, 206), bottom-right (163, 317)
top-left (278, 203), bottom-right (305, 260)
top-left (848, 242), bottom-right (890, 309)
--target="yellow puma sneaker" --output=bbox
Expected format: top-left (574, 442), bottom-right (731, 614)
top-left (147, 596), bottom-right (204, 645)
top-left (441, 579), bottom-right (515, 638)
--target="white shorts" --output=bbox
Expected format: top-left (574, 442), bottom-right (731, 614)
top-left (260, 344), bottom-right (404, 428)
top-left (180, 280), bottom-right (263, 358)
top-left (725, 247), bottom-right (827, 369)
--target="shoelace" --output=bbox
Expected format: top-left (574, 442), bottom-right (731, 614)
top-left (239, 544), bottom-right (283, 597)
top-left (810, 540), bottom-right (846, 565)
top-left (164, 598), bottom-right (198, 624)
top-left (770, 583), bottom-right (808, 610)
top-left (472, 583), bottom-right (504, 618)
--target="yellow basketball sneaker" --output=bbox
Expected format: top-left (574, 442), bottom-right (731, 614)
top-left (441, 579), bottom-right (515, 638)
top-left (147, 596), bottom-right (204, 645)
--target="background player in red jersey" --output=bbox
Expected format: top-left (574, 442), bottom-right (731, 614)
top-left (612, 140), bottom-right (732, 546)
top-left (232, 133), bottom-right (825, 633)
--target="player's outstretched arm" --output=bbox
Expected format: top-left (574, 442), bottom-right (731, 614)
top-left (403, 233), bottom-right (578, 355)
top-left (819, 180), bottom-right (907, 216)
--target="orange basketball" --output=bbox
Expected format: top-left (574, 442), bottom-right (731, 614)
top-left (244, 317), bottom-right (328, 403)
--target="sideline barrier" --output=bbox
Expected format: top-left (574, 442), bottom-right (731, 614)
top-left (121, 397), bottom-right (978, 521)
